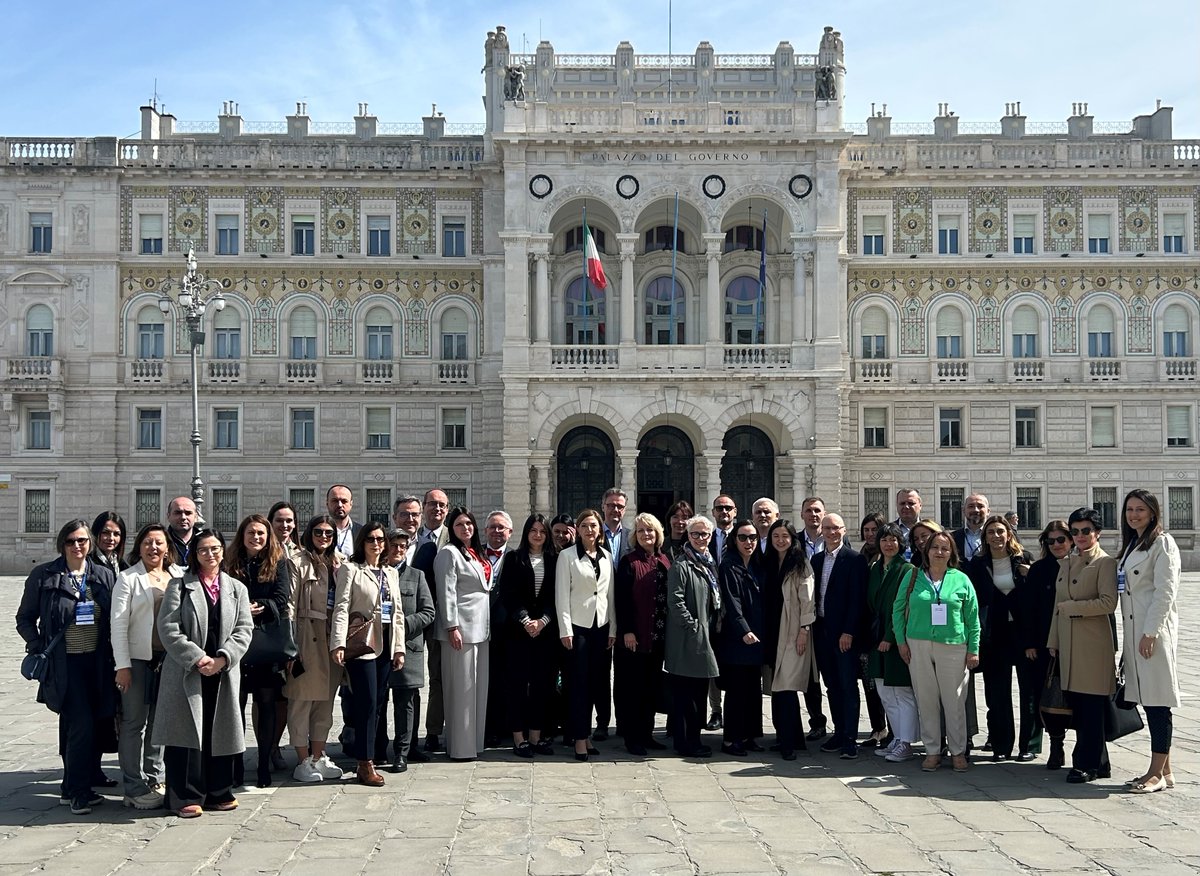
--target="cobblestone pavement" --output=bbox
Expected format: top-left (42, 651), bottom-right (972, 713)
top-left (0, 573), bottom-right (1195, 875)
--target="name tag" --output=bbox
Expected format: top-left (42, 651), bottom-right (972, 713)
top-left (327, 585), bottom-right (336, 611)
top-left (381, 600), bottom-right (394, 624)
top-left (930, 603), bottom-right (948, 626)
top-left (75, 600), bottom-right (96, 626)
top-left (1116, 569), bottom-right (1126, 594)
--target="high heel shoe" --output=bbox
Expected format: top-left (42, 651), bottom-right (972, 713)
top-left (574, 751), bottom-right (589, 762)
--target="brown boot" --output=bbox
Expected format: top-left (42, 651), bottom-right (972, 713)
top-left (357, 760), bottom-right (385, 787)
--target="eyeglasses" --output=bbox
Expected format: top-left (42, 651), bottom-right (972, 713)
top-left (424, 501), bottom-right (448, 509)
top-left (366, 535), bottom-right (388, 543)
top-left (1069, 527), bottom-right (1094, 537)
top-left (313, 529), bottom-right (335, 538)
top-left (736, 533), bottom-right (759, 543)
top-left (687, 531), bottom-right (711, 539)
top-left (64, 537), bottom-right (90, 547)
top-left (196, 546), bottom-right (223, 556)
top-left (713, 505), bottom-right (735, 512)
top-left (1045, 535), bottom-right (1069, 545)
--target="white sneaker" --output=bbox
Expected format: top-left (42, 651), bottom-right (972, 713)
top-left (314, 753), bottom-right (344, 780)
top-left (874, 738), bottom-right (898, 758)
top-left (886, 741), bottom-right (914, 762)
top-left (293, 757), bottom-right (323, 783)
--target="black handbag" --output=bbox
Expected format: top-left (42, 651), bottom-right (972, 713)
top-left (243, 616), bottom-right (298, 666)
top-left (1039, 655), bottom-right (1072, 717)
top-left (1105, 657), bottom-right (1144, 742)
top-left (20, 630), bottom-right (64, 683)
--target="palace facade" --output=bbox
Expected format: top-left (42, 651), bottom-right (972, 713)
top-left (2, 25), bottom-right (1198, 571)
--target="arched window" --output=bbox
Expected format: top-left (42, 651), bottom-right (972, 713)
top-left (289, 305), bottom-right (318, 360)
top-left (564, 226), bottom-right (606, 254)
top-left (935, 306), bottom-right (964, 358)
top-left (565, 277), bottom-right (606, 344)
top-left (440, 307), bottom-right (469, 360)
top-left (644, 225), bottom-right (685, 254)
top-left (1011, 305), bottom-right (1040, 358)
top-left (365, 306), bottom-right (393, 360)
top-left (26, 304), bottom-right (53, 357)
top-left (644, 277), bottom-right (686, 344)
top-left (723, 225), bottom-right (764, 253)
top-left (136, 305), bottom-right (165, 359)
top-left (212, 307), bottom-right (241, 360)
top-left (725, 276), bottom-right (764, 344)
top-left (1163, 303), bottom-right (1190, 357)
top-left (1087, 305), bottom-right (1115, 358)
top-left (860, 306), bottom-right (888, 359)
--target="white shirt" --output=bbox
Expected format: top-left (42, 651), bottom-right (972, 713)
top-left (963, 528), bottom-right (983, 561)
top-left (418, 525), bottom-right (444, 547)
top-left (334, 519), bottom-right (355, 556)
top-left (818, 544), bottom-right (840, 617)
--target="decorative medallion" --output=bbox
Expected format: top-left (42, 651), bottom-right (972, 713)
top-left (1051, 211), bottom-right (1075, 235)
top-left (1095, 276), bottom-right (1108, 288)
top-left (615, 174), bottom-right (640, 200)
top-left (372, 278), bottom-right (385, 290)
top-left (975, 211), bottom-right (1000, 234)
top-left (900, 211), bottom-right (925, 236)
top-left (175, 211), bottom-right (200, 235)
top-left (253, 212), bottom-right (276, 236)
top-left (1125, 211), bottom-right (1150, 235)
top-left (296, 277), bottom-right (310, 290)
top-left (788, 174), bottom-right (813, 199)
top-left (702, 174), bottom-right (726, 199)
top-left (328, 212), bottom-right (352, 237)
top-left (529, 174), bottom-right (553, 199)
top-left (406, 215), bottom-right (426, 236)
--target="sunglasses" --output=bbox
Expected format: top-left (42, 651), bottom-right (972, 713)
top-left (713, 505), bottom-right (735, 512)
top-left (366, 535), bottom-right (388, 543)
top-left (736, 533), bottom-right (759, 542)
top-left (313, 529), bottom-right (335, 538)
top-left (64, 537), bottom-right (91, 547)
top-left (1069, 527), bottom-right (1094, 537)
top-left (1045, 535), bottom-right (1069, 545)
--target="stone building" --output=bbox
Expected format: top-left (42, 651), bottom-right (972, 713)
top-left (1, 25), bottom-right (1197, 572)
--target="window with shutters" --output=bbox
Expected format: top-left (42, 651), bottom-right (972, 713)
top-left (29, 212), bottom-right (53, 253)
top-left (1015, 406), bottom-right (1041, 448)
top-left (860, 306), bottom-right (888, 359)
top-left (1092, 487), bottom-right (1118, 532)
top-left (1162, 304), bottom-right (1190, 357)
top-left (365, 307), bottom-right (393, 360)
top-left (442, 218), bottom-right (466, 257)
top-left (367, 216), bottom-right (391, 256)
top-left (935, 307), bottom-right (963, 359)
top-left (139, 214), bottom-right (164, 254)
top-left (214, 409), bottom-right (239, 450)
top-left (863, 407), bottom-right (887, 448)
top-left (290, 409), bottom-right (316, 450)
top-left (137, 408), bottom-right (162, 450)
top-left (862, 215), bottom-right (886, 255)
top-left (440, 308), bottom-right (469, 360)
top-left (292, 215), bottom-right (315, 255)
top-left (1087, 213), bottom-right (1111, 253)
top-left (1011, 305), bottom-right (1039, 358)
top-left (937, 215), bottom-right (960, 254)
top-left (365, 407), bottom-right (391, 450)
top-left (137, 306), bottom-right (166, 359)
top-left (1090, 406), bottom-right (1116, 448)
top-left (213, 307), bottom-right (241, 360)
top-left (27, 411), bottom-right (52, 450)
top-left (1087, 305), bottom-right (1115, 358)
top-left (1162, 213), bottom-right (1186, 253)
top-left (289, 306), bottom-right (318, 360)
top-left (1012, 213), bottom-right (1037, 253)
top-left (1166, 405), bottom-right (1193, 448)
top-left (215, 213), bottom-right (240, 255)
top-left (26, 304), bottom-right (53, 357)
top-left (441, 407), bottom-right (467, 450)
top-left (939, 407), bottom-right (962, 448)
top-left (1167, 486), bottom-right (1194, 531)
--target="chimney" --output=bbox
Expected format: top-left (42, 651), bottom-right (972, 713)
top-left (355, 102), bottom-right (377, 140)
top-left (1001, 101), bottom-right (1025, 138)
top-left (1068, 102), bottom-right (1092, 138)
top-left (866, 103), bottom-right (891, 140)
top-left (287, 102), bottom-right (310, 139)
top-left (934, 103), bottom-right (958, 140)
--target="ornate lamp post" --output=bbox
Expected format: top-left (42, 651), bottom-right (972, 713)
top-left (158, 247), bottom-right (225, 526)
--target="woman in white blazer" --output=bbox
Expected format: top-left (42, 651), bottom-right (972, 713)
top-left (111, 523), bottom-right (184, 809)
top-left (331, 521), bottom-right (405, 786)
top-left (433, 507), bottom-right (492, 761)
top-left (1117, 490), bottom-right (1181, 794)
top-left (556, 509), bottom-right (616, 761)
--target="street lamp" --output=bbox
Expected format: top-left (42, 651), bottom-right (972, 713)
top-left (158, 247), bottom-right (225, 526)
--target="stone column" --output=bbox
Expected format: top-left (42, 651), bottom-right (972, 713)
top-left (531, 454), bottom-right (552, 515)
top-left (698, 450), bottom-right (724, 508)
top-left (790, 235), bottom-right (809, 346)
top-left (703, 234), bottom-right (724, 344)
top-left (617, 234), bottom-right (638, 345)
top-left (618, 447), bottom-right (638, 495)
top-left (531, 241), bottom-right (551, 343)
top-left (498, 232), bottom-right (531, 344)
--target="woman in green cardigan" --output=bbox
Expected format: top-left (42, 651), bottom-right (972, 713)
top-left (894, 530), bottom-right (980, 773)
top-left (867, 523), bottom-right (918, 762)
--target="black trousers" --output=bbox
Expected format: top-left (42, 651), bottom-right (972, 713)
top-left (814, 620), bottom-right (861, 744)
top-left (721, 663), bottom-right (763, 743)
top-left (567, 624), bottom-right (610, 742)
top-left (771, 690), bottom-right (804, 753)
top-left (347, 652), bottom-right (392, 762)
top-left (1144, 705), bottom-right (1172, 753)
top-left (981, 620), bottom-right (1041, 756)
top-left (615, 648), bottom-right (663, 746)
top-left (60, 652), bottom-right (104, 799)
top-left (859, 654), bottom-right (887, 734)
top-left (1066, 690), bottom-right (1110, 773)
top-left (164, 672), bottom-right (235, 808)
top-left (387, 686), bottom-right (421, 760)
top-left (485, 627), bottom-right (509, 740)
top-left (803, 675), bottom-right (826, 731)
top-left (507, 629), bottom-right (559, 735)
top-left (668, 674), bottom-right (709, 754)
top-left (595, 644), bottom-right (613, 732)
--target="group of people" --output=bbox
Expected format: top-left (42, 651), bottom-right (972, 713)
top-left (15, 484), bottom-right (1181, 819)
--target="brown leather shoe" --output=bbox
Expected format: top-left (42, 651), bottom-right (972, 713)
top-left (356, 760), bottom-right (385, 787)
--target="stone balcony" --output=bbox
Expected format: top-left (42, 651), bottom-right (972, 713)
top-left (127, 359), bottom-right (168, 384)
top-left (205, 360), bottom-right (244, 384)
top-left (436, 361), bottom-right (475, 385)
top-left (1161, 358), bottom-right (1197, 381)
top-left (281, 360), bottom-right (322, 384)
top-left (3, 357), bottom-right (62, 382)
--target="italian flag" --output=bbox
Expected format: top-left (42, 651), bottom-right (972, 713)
top-left (584, 223), bottom-right (608, 290)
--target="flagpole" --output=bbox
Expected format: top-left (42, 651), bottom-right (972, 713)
top-left (669, 192), bottom-right (680, 344)
top-left (756, 208), bottom-right (767, 345)
top-left (582, 203), bottom-right (589, 345)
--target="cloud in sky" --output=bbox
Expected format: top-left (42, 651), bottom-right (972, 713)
top-left (1, 0), bottom-right (1196, 137)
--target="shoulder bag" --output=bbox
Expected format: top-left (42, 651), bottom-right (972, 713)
top-left (21, 630), bottom-right (65, 683)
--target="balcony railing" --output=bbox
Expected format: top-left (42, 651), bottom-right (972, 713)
top-left (206, 360), bottom-right (243, 384)
top-left (4, 357), bottom-right (62, 381)
top-left (128, 359), bottom-right (167, 384)
top-left (550, 346), bottom-right (619, 370)
top-left (723, 344), bottom-right (792, 369)
top-left (360, 362), bottom-right (395, 384)
top-left (855, 359), bottom-right (894, 383)
top-left (282, 360), bottom-right (321, 384)
top-left (934, 359), bottom-right (970, 382)
top-left (1161, 358), bottom-right (1197, 381)
top-left (1087, 359), bottom-right (1121, 381)
top-left (1010, 359), bottom-right (1045, 382)
top-left (436, 361), bottom-right (475, 384)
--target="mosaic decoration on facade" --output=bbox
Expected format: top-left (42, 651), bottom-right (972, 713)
top-left (119, 186), bottom-right (168, 252)
top-left (892, 188), bottom-right (932, 254)
top-left (329, 296), bottom-right (353, 354)
top-left (1128, 294), bottom-right (1152, 353)
top-left (400, 188), bottom-right (434, 254)
top-left (1119, 186), bottom-right (1157, 253)
top-left (322, 188), bottom-right (361, 254)
top-left (1052, 295), bottom-right (1075, 353)
top-left (248, 187), bottom-right (285, 254)
top-left (254, 296), bottom-right (276, 355)
top-left (900, 295), bottom-right (925, 355)
top-left (1044, 187), bottom-right (1081, 253)
top-left (976, 295), bottom-right (1000, 353)
top-left (169, 187), bottom-right (208, 253)
top-left (968, 187), bottom-right (1006, 254)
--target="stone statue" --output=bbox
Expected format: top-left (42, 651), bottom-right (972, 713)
top-left (816, 66), bottom-right (836, 101)
top-left (504, 64), bottom-right (526, 101)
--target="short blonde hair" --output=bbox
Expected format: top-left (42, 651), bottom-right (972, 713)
top-left (632, 513), bottom-right (665, 553)
top-left (685, 514), bottom-right (715, 536)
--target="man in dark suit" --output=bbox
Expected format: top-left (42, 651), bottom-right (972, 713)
top-left (595, 488), bottom-right (631, 740)
top-left (952, 493), bottom-right (990, 563)
top-left (708, 495), bottom-right (737, 562)
top-left (326, 484), bottom-right (363, 556)
top-left (810, 513), bottom-right (869, 759)
top-left (414, 488), bottom-right (451, 752)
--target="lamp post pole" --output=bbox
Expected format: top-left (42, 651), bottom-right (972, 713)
top-left (158, 247), bottom-right (225, 527)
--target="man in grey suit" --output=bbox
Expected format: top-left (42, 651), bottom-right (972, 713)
top-left (595, 488), bottom-right (630, 740)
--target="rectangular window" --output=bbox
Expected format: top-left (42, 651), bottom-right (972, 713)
top-left (1087, 331), bottom-right (1113, 358)
top-left (27, 326), bottom-right (53, 357)
top-left (1166, 405), bottom-right (1193, 447)
top-left (366, 488), bottom-right (392, 526)
top-left (291, 335), bottom-right (317, 360)
top-left (1163, 331), bottom-right (1188, 357)
top-left (939, 407), bottom-right (962, 448)
top-left (1016, 487), bottom-right (1042, 530)
top-left (863, 407), bottom-right (888, 448)
top-left (1012, 214), bottom-right (1036, 254)
top-left (1163, 213), bottom-right (1186, 254)
top-left (937, 215), bottom-right (960, 255)
top-left (442, 218), bottom-right (466, 257)
top-left (445, 487), bottom-right (467, 508)
top-left (940, 488), bottom-right (965, 531)
top-left (365, 407), bottom-right (391, 450)
top-left (210, 488), bottom-right (239, 534)
top-left (1015, 406), bottom-right (1040, 448)
top-left (214, 327), bottom-right (241, 360)
top-left (216, 214), bottom-right (240, 255)
top-left (367, 215), bottom-right (391, 256)
top-left (214, 409), bottom-right (239, 450)
top-left (139, 214), bottom-right (163, 255)
top-left (862, 215), bottom-right (885, 255)
top-left (138, 323), bottom-right (165, 359)
top-left (863, 487), bottom-right (890, 517)
top-left (24, 488), bottom-right (51, 533)
top-left (1012, 333), bottom-right (1038, 358)
top-left (441, 332), bottom-right (467, 361)
top-left (134, 489), bottom-right (161, 530)
top-left (289, 488), bottom-right (315, 522)
top-left (291, 408), bottom-right (315, 450)
top-left (441, 407), bottom-right (466, 450)
top-left (861, 335), bottom-right (886, 359)
top-left (936, 335), bottom-right (962, 359)
top-left (1092, 487), bottom-right (1118, 532)
top-left (137, 408), bottom-right (162, 450)
top-left (292, 216), bottom-right (315, 255)
top-left (29, 212), bottom-right (52, 253)
top-left (1167, 486), bottom-right (1194, 530)
top-left (1087, 214), bottom-right (1111, 253)
top-left (27, 411), bottom-right (52, 450)
top-left (1090, 406), bottom-right (1116, 448)
top-left (366, 325), bottom-right (393, 360)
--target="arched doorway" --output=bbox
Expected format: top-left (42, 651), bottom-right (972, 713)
top-left (636, 426), bottom-right (695, 524)
top-left (720, 426), bottom-right (775, 519)
top-left (556, 426), bottom-right (615, 516)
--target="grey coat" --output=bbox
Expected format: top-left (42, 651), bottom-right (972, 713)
top-left (391, 563), bottom-right (435, 688)
top-left (664, 552), bottom-right (720, 679)
top-left (152, 572), bottom-right (253, 756)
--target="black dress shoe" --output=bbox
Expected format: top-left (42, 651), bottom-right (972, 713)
top-left (626, 743), bottom-right (648, 756)
top-left (680, 745), bottom-right (712, 758)
top-left (644, 738), bottom-right (668, 750)
top-left (1016, 751), bottom-right (1037, 762)
top-left (705, 713), bottom-right (723, 731)
top-left (721, 742), bottom-right (747, 757)
top-left (91, 774), bottom-right (119, 789)
top-left (424, 735), bottom-right (442, 753)
top-left (574, 752), bottom-right (589, 762)
top-left (819, 736), bottom-right (843, 754)
top-left (781, 750), bottom-right (797, 761)
top-left (407, 749), bottom-right (431, 763)
top-left (1097, 764), bottom-right (1112, 779)
top-left (805, 726), bottom-right (827, 742)
top-left (991, 753), bottom-right (1010, 763)
top-left (1066, 768), bottom-right (1097, 784)
top-left (743, 739), bottom-right (765, 753)
top-left (534, 740), bottom-right (555, 755)
top-left (514, 741), bottom-right (534, 758)
top-left (391, 756), bottom-right (408, 773)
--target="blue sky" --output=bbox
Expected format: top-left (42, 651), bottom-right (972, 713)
top-left (2, 0), bottom-right (1197, 137)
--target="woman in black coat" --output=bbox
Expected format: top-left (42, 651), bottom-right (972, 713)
top-left (500, 514), bottom-right (559, 757)
top-left (16, 519), bottom-right (118, 815)
top-left (717, 519), bottom-right (767, 756)
top-left (89, 511), bottom-right (129, 577)
top-left (965, 515), bottom-right (1034, 761)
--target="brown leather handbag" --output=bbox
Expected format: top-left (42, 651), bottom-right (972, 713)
top-left (344, 610), bottom-right (378, 660)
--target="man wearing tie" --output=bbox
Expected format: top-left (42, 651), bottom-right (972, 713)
top-left (483, 510), bottom-right (514, 745)
top-left (708, 496), bottom-right (737, 561)
top-left (595, 488), bottom-right (630, 740)
top-left (413, 488), bottom-right (451, 752)
top-left (953, 494), bottom-right (990, 562)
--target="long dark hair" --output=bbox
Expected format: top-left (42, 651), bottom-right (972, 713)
top-left (766, 518), bottom-right (808, 577)
top-left (90, 510), bottom-right (127, 562)
top-left (300, 514), bottom-right (338, 559)
top-left (1119, 489), bottom-right (1164, 555)
top-left (126, 522), bottom-right (178, 568)
top-left (224, 513), bottom-right (283, 583)
top-left (446, 507), bottom-right (483, 555)
top-left (351, 521), bottom-right (388, 565)
top-left (268, 501), bottom-right (300, 547)
top-left (517, 513), bottom-right (557, 563)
